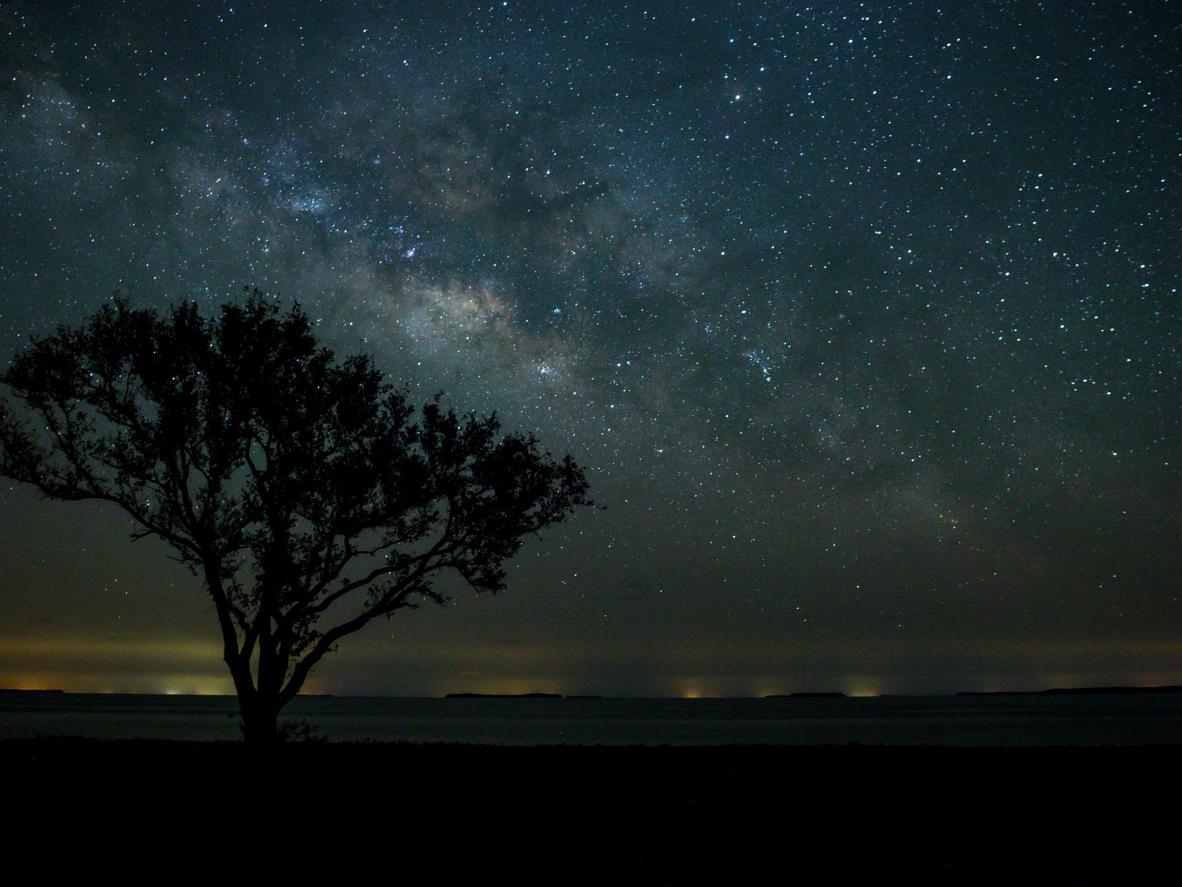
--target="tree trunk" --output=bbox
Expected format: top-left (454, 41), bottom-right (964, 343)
top-left (240, 695), bottom-right (280, 745)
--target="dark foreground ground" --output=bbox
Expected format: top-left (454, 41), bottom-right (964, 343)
top-left (5, 739), bottom-right (1176, 884)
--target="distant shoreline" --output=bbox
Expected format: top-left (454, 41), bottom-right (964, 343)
top-left (3, 685), bottom-right (1180, 699)
top-left (0, 688), bottom-right (64, 694)
top-left (763, 691), bottom-right (846, 698)
top-left (957, 686), bottom-right (1182, 696)
top-left (444, 692), bottom-right (564, 699)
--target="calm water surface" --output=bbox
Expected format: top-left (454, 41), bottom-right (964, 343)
top-left (3, 692), bottom-right (1180, 745)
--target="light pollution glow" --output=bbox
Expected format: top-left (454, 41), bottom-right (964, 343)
top-left (3, 636), bottom-right (1180, 697)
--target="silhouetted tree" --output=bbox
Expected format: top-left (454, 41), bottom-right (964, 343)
top-left (0, 292), bottom-right (591, 743)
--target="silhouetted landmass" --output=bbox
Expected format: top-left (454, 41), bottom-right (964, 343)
top-left (0, 688), bottom-right (64, 694)
top-left (3, 738), bottom-right (1173, 882)
top-left (444, 692), bottom-right (564, 699)
top-left (764, 692), bottom-right (847, 698)
top-left (566, 695), bottom-right (603, 699)
top-left (958, 686), bottom-right (1182, 696)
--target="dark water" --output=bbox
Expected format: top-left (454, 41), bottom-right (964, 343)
top-left (2, 691), bottom-right (1179, 745)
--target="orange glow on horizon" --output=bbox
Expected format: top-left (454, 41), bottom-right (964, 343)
top-left (844, 677), bottom-right (886, 697)
top-left (5, 632), bottom-right (1182, 697)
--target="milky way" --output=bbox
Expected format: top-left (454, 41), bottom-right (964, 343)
top-left (1, 1), bottom-right (1179, 695)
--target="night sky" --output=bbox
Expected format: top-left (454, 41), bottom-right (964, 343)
top-left (1, 1), bottom-right (1179, 697)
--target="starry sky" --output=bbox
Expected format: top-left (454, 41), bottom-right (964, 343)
top-left (1, 1), bottom-right (1179, 697)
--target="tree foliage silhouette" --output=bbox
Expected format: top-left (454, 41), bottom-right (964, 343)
top-left (0, 292), bottom-right (591, 742)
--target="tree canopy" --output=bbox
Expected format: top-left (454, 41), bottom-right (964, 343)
top-left (0, 292), bottom-right (591, 741)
